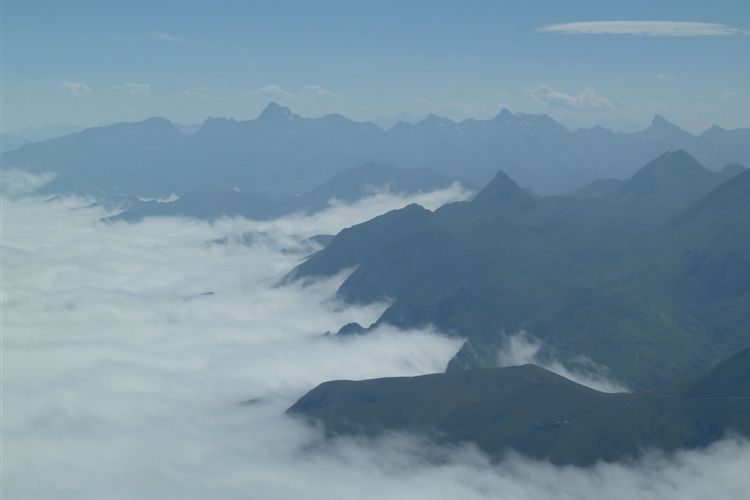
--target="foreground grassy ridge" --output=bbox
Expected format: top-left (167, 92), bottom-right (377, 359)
top-left (289, 349), bottom-right (750, 466)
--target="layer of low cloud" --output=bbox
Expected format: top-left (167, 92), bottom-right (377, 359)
top-left (245, 182), bottom-right (472, 238)
top-left (2, 184), bottom-right (748, 499)
top-left (113, 82), bottom-right (152, 96)
top-left (529, 84), bottom-right (614, 111)
top-left (496, 331), bottom-right (629, 393)
top-left (60, 81), bottom-right (92, 96)
top-left (538, 21), bottom-right (746, 37)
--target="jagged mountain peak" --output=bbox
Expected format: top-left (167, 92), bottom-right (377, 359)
top-left (257, 101), bottom-right (298, 122)
top-left (496, 108), bottom-right (513, 119)
top-left (471, 170), bottom-right (544, 212)
top-left (650, 114), bottom-right (680, 129)
top-left (643, 114), bottom-right (691, 139)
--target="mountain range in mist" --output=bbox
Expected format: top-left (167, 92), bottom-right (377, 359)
top-left (290, 150), bottom-right (749, 391)
top-left (3, 102), bottom-right (749, 198)
top-left (286, 149), bottom-right (750, 465)
top-left (108, 163), bottom-right (466, 223)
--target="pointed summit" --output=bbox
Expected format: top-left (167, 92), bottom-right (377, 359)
top-left (257, 102), bottom-right (297, 122)
top-left (471, 170), bottom-right (547, 214)
top-left (410, 114), bottom-right (455, 132)
top-left (650, 114), bottom-right (676, 129)
top-left (638, 149), bottom-right (705, 176)
top-left (494, 108), bottom-right (513, 120)
top-left (643, 114), bottom-right (691, 138)
top-left (420, 113), bottom-right (452, 125)
top-left (610, 150), bottom-right (719, 207)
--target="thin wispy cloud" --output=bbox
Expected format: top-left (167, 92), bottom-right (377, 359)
top-left (59, 81), bottom-right (92, 96)
top-left (414, 97), bottom-right (502, 119)
top-left (245, 83), bottom-right (341, 101)
top-left (0, 168), bottom-right (57, 196)
top-left (538, 21), bottom-right (746, 37)
top-left (146, 30), bottom-right (188, 43)
top-left (495, 332), bottom-right (629, 393)
top-left (720, 89), bottom-right (739, 98)
top-left (182, 86), bottom-right (213, 99)
top-left (529, 84), bottom-right (614, 111)
top-left (301, 85), bottom-right (340, 99)
top-left (246, 83), bottom-right (296, 99)
top-left (113, 82), bottom-right (152, 96)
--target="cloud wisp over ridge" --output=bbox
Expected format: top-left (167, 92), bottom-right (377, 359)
top-left (538, 21), bottom-right (747, 37)
top-left (495, 331), bottom-right (629, 393)
top-left (529, 84), bottom-right (614, 111)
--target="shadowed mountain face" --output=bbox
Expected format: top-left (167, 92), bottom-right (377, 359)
top-left (108, 163), bottom-right (463, 222)
top-left (290, 151), bottom-right (749, 389)
top-left (288, 349), bottom-right (750, 466)
top-left (557, 150), bottom-right (746, 229)
top-left (3, 103), bottom-right (749, 198)
top-left (572, 150), bottom-right (743, 208)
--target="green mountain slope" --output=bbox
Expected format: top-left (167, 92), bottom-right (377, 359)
top-left (289, 352), bottom-right (750, 466)
top-left (289, 152), bottom-right (748, 389)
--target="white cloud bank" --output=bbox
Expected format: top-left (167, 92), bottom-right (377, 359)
top-left (538, 21), bottom-right (746, 37)
top-left (2, 186), bottom-right (748, 499)
top-left (529, 84), bottom-right (614, 111)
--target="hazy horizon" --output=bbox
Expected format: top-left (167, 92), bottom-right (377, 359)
top-left (3, 1), bottom-right (749, 134)
top-left (5, 100), bottom-right (748, 138)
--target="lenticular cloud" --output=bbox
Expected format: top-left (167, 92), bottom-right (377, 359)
top-left (2, 190), bottom-right (748, 500)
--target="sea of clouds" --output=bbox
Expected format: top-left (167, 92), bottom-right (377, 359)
top-left (2, 180), bottom-right (748, 499)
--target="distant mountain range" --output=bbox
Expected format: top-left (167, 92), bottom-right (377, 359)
top-left (108, 163), bottom-right (464, 222)
top-left (0, 134), bottom-right (29, 154)
top-left (0, 124), bottom-right (86, 153)
top-left (289, 150), bottom-right (749, 390)
top-left (2, 103), bottom-right (748, 197)
top-left (289, 348), bottom-right (750, 466)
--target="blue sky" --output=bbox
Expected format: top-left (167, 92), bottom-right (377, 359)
top-left (3, 0), bottom-right (749, 133)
